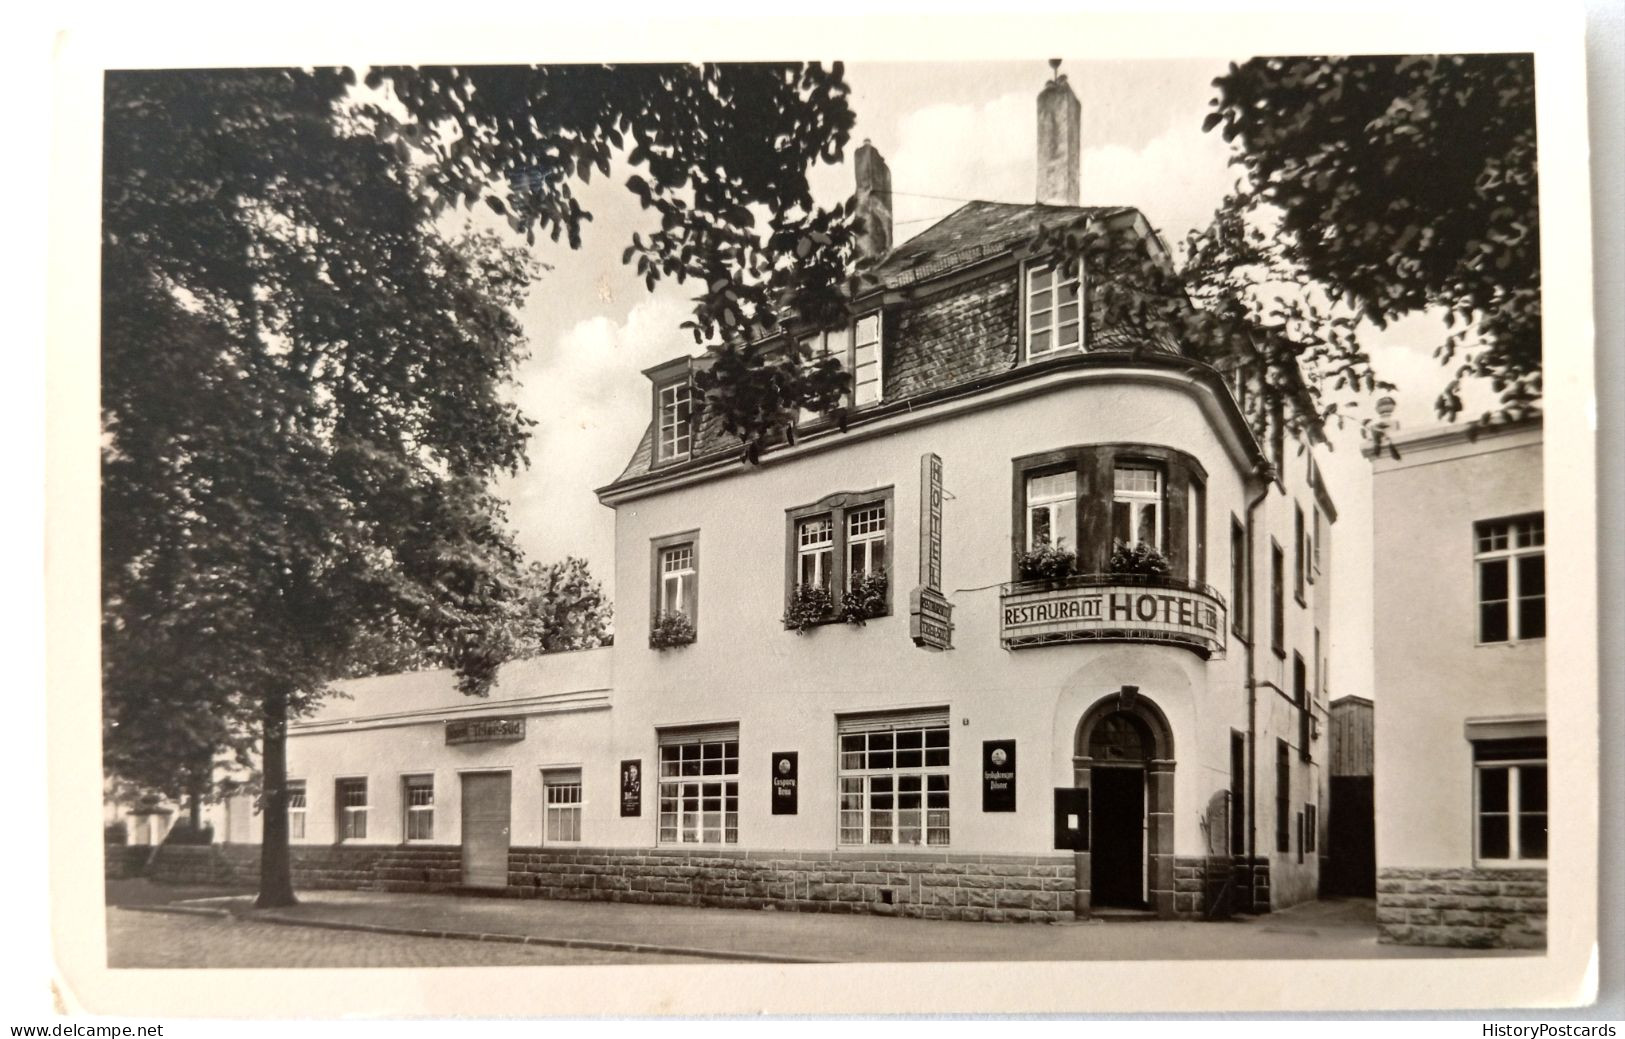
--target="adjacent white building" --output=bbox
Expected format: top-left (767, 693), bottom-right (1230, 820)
top-left (1368, 414), bottom-right (1546, 948)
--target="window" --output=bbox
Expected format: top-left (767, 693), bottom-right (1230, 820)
top-left (287, 779), bottom-right (306, 840)
top-left (1305, 803), bottom-right (1318, 854)
top-left (1308, 505), bottom-right (1320, 584)
top-left (1296, 810), bottom-right (1305, 863)
top-left (1275, 741), bottom-right (1290, 854)
top-left (838, 711), bottom-right (951, 846)
top-left (544, 769), bottom-right (583, 843)
top-left (658, 730), bottom-right (738, 844)
top-left (1026, 471), bottom-right (1077, 551)
top-left (786, 489), bottom-right (895, 616)
top-left (1294, 653), bottom-right (1310, 763)
top-left (1188, 480), bottom-right (1206, 583)
top-left (852, 313), bottom-right (883, 407)
top-left (654, 538), bottom-right (697, 623)
top-left (1270, 540), bottom-right (1285, 657)
top-left (1474, 739), bottom-right (1547, 863)
top-left (1112, 466), bottom-right (1163, 551)
top-left (403, 774), bottom-right (434, 841)
top-left (1230, 517), bottom-right (1246, 639)
top-left (1025, 261), bottom-right (1082, 359)
top-left (797, 515), bottom-right (834, 590)
top-left (796, 330), bottom-right (841, 425)
top-left (1294, 504), bottom-right (1306, 603)
top-left (1229, 731), bottom-right (1246, 856)
top-left (336, 778), bottom-right (367, 841)
top-left (1269, 399), bottom-right (1286, 474)
top-left (655, 378), bottom-right (693, 463)
top-left (847, 502), bottom-right (887, 578)
top-left (1476, 514), bottom-right (1545, 643)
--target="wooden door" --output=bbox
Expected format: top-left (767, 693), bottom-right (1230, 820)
top-left (1090, 767), bottom-right (1147, 907)
top-left (460, 772), bottom-right (511, 888)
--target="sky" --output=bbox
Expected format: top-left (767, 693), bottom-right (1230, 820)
top-left (486, 59), bottom-right (1503, 703)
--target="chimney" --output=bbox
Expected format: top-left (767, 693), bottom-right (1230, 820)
top-left (853, 139), bottom-right (893, 261)
top-left (1374, 395), bottom-right (1399, 433)
top-left (1036, 61), bottom-right (1081, 206)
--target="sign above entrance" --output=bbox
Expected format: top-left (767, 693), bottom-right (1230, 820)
top-left (1000, 577), bottom-right (1226, 657)
top-left (445, 717), bottom-right (525, 746)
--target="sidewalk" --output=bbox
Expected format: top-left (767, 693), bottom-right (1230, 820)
top-left (137, 884), bottom-right (1528, 962)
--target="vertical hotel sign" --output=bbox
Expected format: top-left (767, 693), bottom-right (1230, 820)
top-left (909, 453), bottom-right (953, 650)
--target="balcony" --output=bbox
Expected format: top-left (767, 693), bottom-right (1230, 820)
top-left (999, 573), bottom-right (1228, 657)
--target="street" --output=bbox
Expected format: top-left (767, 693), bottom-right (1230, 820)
top-left (106, 908), bottom-right (694, 968)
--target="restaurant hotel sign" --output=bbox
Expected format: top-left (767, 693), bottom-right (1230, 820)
top-left (1000, 580), bottom-right (1227, 657)
top-left (445, 716), bottom-right (526, 745)
top-left (909, 453), bottom-right (954, 650)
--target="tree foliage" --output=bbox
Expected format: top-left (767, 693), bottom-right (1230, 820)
top-left (1204, 54), bottom-right (1540, 422)
top-left (365, 63), bottom-right (863, 458)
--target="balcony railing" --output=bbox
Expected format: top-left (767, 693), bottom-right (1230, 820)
top-left (999, 572), bottom-right (1228, 657)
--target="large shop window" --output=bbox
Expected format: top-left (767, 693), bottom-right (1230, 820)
top-left (655, 378), bottom-right (693, 463)
top-left (1474, 739), bottom-right (1547, 863)
top-left (1025, 260), bottom-right (1083, 359)
top-left (287, 779), bottom-right (306, 840)
top-left (1112, 465), bottom-right (1163, 551)
top-left (651, 532), bottom-right (699, 636)
top-left (786, 489), bottom-right (895, 613)
top-left (852, 313), bottom-right (883, 407)
top-left (838, 709), bottom-right (951, 847)
top-left (337, 778), bottom-right (368, 841)
top-left (657, 727), bottom-right (739, 845)
top-left (403, 774), bottom-right (434, 841)
top-left (1476, 514), bottom-right (1545, 643)
top-left (544, 769), bottom-right (583, 843)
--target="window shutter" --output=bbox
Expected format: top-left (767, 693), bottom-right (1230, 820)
top-left (837, 707), bottom-right (951, 734)
top-left (657, 724), bottom-right (740, 747)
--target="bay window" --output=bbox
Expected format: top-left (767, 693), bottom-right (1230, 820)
top-left (1476, 514), bottom-right (1545, 643)
top-left (838, 710), bottom-right (950, 847)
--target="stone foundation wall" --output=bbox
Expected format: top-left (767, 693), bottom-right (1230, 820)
top-left (148, 844), bottom-right (1077, 923)
top-left (1376, 866), bottom-right (1546, 949)
top-left (104, 844), bottom-right (155, 880)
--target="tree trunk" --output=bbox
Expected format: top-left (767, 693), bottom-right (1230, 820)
top-left (256, 684), bottom-right (298, 908)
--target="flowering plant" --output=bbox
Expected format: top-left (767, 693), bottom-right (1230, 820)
top-left (1017, 542), bottom-right (1078, 582)
top-left (1110, 540), bottom-right (1172, 577)
top-left (649, 610), bottom-right (696, 649)
top-left (782, 583), bottom-right (836, 633)
top-left (839, 568), bottom-right (889, 625)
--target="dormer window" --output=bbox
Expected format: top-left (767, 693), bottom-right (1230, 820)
top-left (1025, 261), bottom-right (1083, 360)
top-left (656, 378), bottom-right (692, 463)
top-left (853, 313), bottom-right (883, 407)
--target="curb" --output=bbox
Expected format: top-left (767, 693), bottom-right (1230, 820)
top-left (122, 903), bottom-right (823, 964)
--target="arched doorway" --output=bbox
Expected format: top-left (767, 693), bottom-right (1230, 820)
top-left (1074, 690), bottom-right (1175, 917)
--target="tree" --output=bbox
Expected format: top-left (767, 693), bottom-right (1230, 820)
top-left (102, 68), bottom-right (538, 906)
top-left (368, 64), bottom-right (862, 458)
top-left (102, 64), bottom-right (861, 905)
top-left (506, 557), bottom-right (614, 656)
top-left (1203, 54), bottom-right (1540, 423)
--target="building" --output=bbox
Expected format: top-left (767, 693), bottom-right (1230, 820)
top-left (1323, 695), bottom-right (1374, 896)
top-left (187, 70), bottom-right (1337, 923)
top-left (1367, 414), bottom-right (1546, 948)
